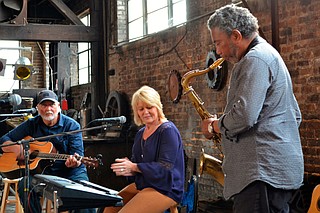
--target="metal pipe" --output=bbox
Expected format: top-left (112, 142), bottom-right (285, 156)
top-left (271, 0), bottom-right (280, 52)
top-left (0, 47), bottom-right (32, 51)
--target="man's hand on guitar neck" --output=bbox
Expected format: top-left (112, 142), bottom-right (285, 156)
top-left (65, 153), bottom-right (82, 168)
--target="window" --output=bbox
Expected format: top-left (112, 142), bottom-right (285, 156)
top-left (77, 15), bottom-right (91, 84)
top-left (0, 40), bottom-right (21, 92)
top-left (127, 0), bottom-right (186, 41)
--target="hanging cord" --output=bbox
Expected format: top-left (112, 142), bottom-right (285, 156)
top-left (36, 42), bottom-right (54, 89)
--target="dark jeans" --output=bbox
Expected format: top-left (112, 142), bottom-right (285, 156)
top-left (233, 180), bottom-right (295, 213)
top-left (18, 176), bottom-right (96, 213)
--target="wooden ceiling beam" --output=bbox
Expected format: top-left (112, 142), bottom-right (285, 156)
top-left (48, 0), bottom-right (84, 25)
top-left (0, 24), bottom-right (99, 42)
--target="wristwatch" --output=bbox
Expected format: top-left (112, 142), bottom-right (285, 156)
top-left (207, 120), bottom-right (215, 134)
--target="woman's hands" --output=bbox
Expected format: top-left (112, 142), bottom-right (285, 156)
top-left (111, 157), bottom-right (140, 176)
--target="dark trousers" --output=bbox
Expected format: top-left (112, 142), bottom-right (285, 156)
top-left (233, 180), bottom-right (294, 213)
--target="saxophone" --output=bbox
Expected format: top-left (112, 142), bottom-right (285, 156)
top-left (181, 57), bottom-right (225, 186)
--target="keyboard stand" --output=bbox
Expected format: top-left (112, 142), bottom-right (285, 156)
top-left (53, 190), bottom-right (58, 213)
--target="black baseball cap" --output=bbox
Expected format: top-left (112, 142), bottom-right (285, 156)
top-left (38, 90), bottom-right (58, 104)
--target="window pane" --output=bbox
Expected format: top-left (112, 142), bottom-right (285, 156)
top-left (126, 0), bottom-right (187, 40)
top-left (87, 15), bottom-right (90, 25)
top-left (0, 40), bottom-right (20, 92)
top-left (81, 17), bottom-right (88, 26)
top-left (78, 52), bottom-right (91, 84)
top-left (128, 0), bottom-right (143, 21)
top-left (88, 53), bottom-right (91, 82)
top-left (129, 18), bottom-right (143, 40)
top-left (147, 0), bottom-right (167, 13)
top-left (173, 1), bottom-right (186, 25)
top-left (88, 52), bottom-right (91, 67)
top-left (78, 52), bottom-right (88, 70)
top-left (79, 68), bottom-right (89, 84)
top-left (78, 42), bottom-right (89, 53)
top-left (81, 14), bottom-right (90, 26)
top-left (147, 8), bottom-right (168, 34)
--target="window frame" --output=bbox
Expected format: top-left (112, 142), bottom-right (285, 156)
top-left (77, 14), bottom-right (92, 85)
top-left (127, 0), bottom-right (186, 41)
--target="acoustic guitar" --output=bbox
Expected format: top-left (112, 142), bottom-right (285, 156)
top-left (0, 137), bottom-right (102, 176)
top-left (308, 184), bottom-right (320, 213)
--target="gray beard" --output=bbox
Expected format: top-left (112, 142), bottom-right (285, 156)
top-left (42, 115), bottom-right (55, 121)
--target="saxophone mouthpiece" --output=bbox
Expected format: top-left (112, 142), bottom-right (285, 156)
top-left (208, 57), bottom-right (225, 71)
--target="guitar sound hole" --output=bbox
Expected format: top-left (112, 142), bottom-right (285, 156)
top-left (317, 198), bottom-right (320, 210)
top-left (30, 150), bottom-right (39, 159)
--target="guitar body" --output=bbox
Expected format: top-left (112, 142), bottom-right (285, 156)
top-left (308, 184), bottom-right (320, 213)
top-left (0, 137), bottom-right (101, 179)
top-left (0, 141), bottom-right (53, 179)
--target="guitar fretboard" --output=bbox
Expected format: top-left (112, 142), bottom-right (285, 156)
top-left (36, 153), bottom-right (72, 160)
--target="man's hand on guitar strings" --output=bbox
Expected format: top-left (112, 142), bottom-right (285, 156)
top-left (4, 141), bottom-right (26, 160)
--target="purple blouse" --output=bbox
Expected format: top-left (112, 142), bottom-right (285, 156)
top-left (131, 121), bottom-right (185, 203)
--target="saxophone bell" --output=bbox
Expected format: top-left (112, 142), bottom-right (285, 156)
top-left (199, 149), bottom-right (224, 186)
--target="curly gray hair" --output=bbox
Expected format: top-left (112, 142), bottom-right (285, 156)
top-left (207, 4), bottom-right (259, 39)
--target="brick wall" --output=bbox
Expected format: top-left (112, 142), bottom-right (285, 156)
top-left (18, 0), bottom-right (320, 207)
top-left (108, 5), bottom-right (226, 199)
top-left (20, 41), bottom-right (46, 89)
top-left (107, 0), bottom-right (320, 205)
top-left (70, 83), bottom-right (91, 110)
top-left (278, 0), bottom-right (320, 205)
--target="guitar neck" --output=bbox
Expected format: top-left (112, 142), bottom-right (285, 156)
top-left (36, 152), bottom-right (80, 161)
top-left (31, 150), bottom-right (100, 168)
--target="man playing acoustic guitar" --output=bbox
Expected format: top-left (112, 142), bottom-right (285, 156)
top-left (0, 90), bottom-right (95, 213)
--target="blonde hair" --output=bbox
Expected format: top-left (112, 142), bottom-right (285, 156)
top-left (131, 85), bottom-right (167, 126)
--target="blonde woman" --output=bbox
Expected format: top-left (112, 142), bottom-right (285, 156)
top-left (102, 85), bottom-right (185, 213)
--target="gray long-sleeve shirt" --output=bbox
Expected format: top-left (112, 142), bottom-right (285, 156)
top-left (219, 36), bottom-right (304, 199)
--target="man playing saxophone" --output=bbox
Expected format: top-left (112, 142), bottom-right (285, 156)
top-left (201, 4), bottom-right (304, 213)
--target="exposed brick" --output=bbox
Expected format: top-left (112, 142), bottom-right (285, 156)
top-left (19, 0), bottom-right (320, 203)
top-left (106, 0), bottom-right (320, 201)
